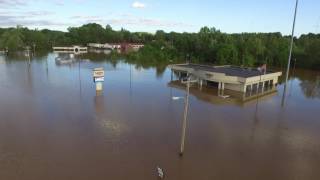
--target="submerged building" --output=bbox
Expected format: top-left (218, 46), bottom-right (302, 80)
top-left (53, 46), bottom-right (87, 54)
top-left (168, 80), bottom-right (278, 105)
top-left (169, 64), bottom-right (282, 93)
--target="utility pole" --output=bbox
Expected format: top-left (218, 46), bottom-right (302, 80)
top-left (27, 46), bottom-right (31, 66)
top-left (5, 47), bottom-right (8, 56)
top-left (130, 63), bottom-right (133, 97)
top-left (46, 56), bottom-right (49, 80)
top-left (288, 58), bottom-right (297, 97)
top-left (282, 0), bottom-right (299, 107)
top-left (78, 59), bottom-right (83, 98)
top-left (33, 43), bottom-right (36, 55)
top-left (180, 75), bottom-right (190, 156)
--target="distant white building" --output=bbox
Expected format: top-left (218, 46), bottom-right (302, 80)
top-left (87, 43), bottom-right (113, 49)
top-left (87, 43), bottom-right (144, 51)
top-left (130, 44), bottom-right (144, 51)
top-left (109, 43), bottom-right (121, 49)
top-left (53, 46), bottom-right (87, 54)
top-left (87, 43), bottom-right (104, 48)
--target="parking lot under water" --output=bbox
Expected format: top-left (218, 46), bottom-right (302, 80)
top-left (0, 52), bottom-right (320, 180)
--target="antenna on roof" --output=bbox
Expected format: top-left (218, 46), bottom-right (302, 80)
top-left (282, 0), bottom-right (299, 107)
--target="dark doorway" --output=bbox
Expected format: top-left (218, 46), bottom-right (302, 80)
top-left (207, 81), bottom-right (219, 88)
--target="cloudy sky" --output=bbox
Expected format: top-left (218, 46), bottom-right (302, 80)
top-left (0, 0), bottom-right (319, 35)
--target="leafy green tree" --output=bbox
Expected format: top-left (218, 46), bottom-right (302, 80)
top-left (1, 24), bottom-right (320, 69)
top-left (0, 27), bottom-right (24, 50)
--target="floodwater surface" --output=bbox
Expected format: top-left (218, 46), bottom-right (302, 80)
top-left (0, 53), bottom-right (320, 180)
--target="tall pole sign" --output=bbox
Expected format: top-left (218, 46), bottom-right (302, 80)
top-left (93, 68), bottom-right (105, 92)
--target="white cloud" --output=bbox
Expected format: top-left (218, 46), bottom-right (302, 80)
top-left (0, 15), bottom-right (68, 27)
top-left (132, 1), bottom-right (146, 9)
top-left (0, 0), bottom-right (27, 6)
top-left (0, 10), bottom-right (61, 27)
top-left (70, 14), bottom-right (194, 29)
top-left (53, 0), bottom-right (64, 6)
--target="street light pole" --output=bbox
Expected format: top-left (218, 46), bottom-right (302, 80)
top-left (282, 0), bottom-right (299, 106)
top-left (179, 75), bottom-right (190, 156)
top-left (27, 47), bottom-right (31, 66)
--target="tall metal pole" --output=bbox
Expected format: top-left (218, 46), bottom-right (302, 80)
top-left (79, 60), bottom-right (82, 97)
top-left (180, 75), bottom-right (190, 156)
top-left (289, 58), bottom-right (297, 97)
top-left (46, 56), bottom-right (49, 80)
top-left (33, 43), bottom-right (36, 54)
top-left (28, 47), bottom-right (31, 66)
top-left (130, 64), bottom-right (132, 97)
top-left (282, 0), bottom-right (299, 106)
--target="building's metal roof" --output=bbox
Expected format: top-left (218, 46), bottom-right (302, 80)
top-left (174, 64), bottom-right (274, 78)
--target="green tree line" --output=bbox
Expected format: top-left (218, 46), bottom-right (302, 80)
top-left (1, 24), bottom-right (320, 69)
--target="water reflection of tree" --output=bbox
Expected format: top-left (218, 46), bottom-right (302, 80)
top-left (78, 52), bottom-right (119, 68)
top-left (79, 52), bottom-right (171, 77)
top-left (299, 77), bottom-right (320, 99)
top-left (293, 69), bottom-right (320, 99)
top-left (5, 50), bottom-right (48, 62)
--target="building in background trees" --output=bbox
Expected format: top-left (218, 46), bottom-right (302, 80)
top-left (0, 24), bottom-right (319, 70)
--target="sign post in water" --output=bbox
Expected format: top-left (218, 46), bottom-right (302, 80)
top-left (93, 67), bottom-right (104, 91)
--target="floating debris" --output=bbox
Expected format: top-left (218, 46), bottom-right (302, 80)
top-left (219, 95), bottom-right (230, 99)
top-left (157, 166), bottom-right (164, 179)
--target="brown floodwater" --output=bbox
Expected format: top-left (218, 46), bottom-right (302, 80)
top-left (0, 52), bottom-right (320, 180)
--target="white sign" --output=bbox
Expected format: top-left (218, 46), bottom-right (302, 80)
top-left (93, 68), bottom-right (105, 77)
top-left (94, 77), bottom-right (104, 82)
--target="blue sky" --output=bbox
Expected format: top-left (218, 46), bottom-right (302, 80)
top-left (0, 0), bottom-right (319, 35)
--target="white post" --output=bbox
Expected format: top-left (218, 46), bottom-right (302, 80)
top-left (96, 82), bottom-right (103, 91)
top-left (27, 47), bottom-right (31, 66)
top-left (199, 79), bottom-right (203, 90)
top-left (218, 82), bottom-right (221, 96)
top-left (221, 83), bottom-right (225, 95)
top-left (171, 70), bottom-right (173, 81)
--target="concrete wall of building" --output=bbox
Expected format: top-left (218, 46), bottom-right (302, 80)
top-left (244, 72), bottom-right (282, 84)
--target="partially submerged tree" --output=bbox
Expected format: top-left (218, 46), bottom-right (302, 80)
top-left (0, 27), bottom-right (24, 51)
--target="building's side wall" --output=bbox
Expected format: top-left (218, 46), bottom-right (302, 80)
top-left (244, 72), bottom-right (282, 85)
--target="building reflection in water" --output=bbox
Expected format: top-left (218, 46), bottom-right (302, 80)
top-left (0, 55), bottom-right (6, 64)
top-left (93, 89), bottom-right (129, 140)
top-left (168, 78), bottom-right (278, 156)
top-left (88, 49), bottom-right (111, 55)
top-left (168, 80), bottom-right (278, 107)
top-left (55, 53), bottom-right (78, 66)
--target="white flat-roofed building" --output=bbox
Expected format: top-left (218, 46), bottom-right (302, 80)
top-left (169, 64), bottom-right (282, 93)
top-left (130, 44), bottom-right (144, 51)
top-left (109, 44), bottom-right (121, 49)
